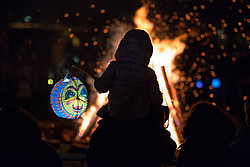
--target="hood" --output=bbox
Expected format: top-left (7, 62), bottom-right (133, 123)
top-left (115, 29), bottom-right (153, 66)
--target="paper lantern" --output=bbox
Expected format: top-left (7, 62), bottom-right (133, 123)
top-left (50, 75), bottom-right (87, 119)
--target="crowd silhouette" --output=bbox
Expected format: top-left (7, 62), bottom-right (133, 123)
top-left (0, 105), bottom-right (62, 167)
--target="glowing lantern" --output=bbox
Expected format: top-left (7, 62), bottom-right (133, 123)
top-left (50, 75), bottom-right (88, 119)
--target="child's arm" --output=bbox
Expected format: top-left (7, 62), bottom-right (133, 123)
top-left (94, 62), bottom-right (115, 93)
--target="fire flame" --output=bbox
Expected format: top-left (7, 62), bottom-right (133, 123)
top-left (78, 3), bottom-right (186, 147)
top-left (77, 77), bottom-right (108, 139)
top-left (134, 4), bottom-right (187, 146)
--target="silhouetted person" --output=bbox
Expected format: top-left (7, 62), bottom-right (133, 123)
top-left (176, 101), bottom-right (236, 167)
top-left (86, 29), bottom-right (176, 167)
top-left (0, 105), bottom-right (62, 167)
top-left (230, 98), bottom-right (250, 166)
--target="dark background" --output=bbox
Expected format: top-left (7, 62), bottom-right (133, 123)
top-left (0, 0), bottom-right (249, 153)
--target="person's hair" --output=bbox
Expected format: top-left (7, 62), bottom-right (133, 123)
top-left (182, 100), bottom-right (235, 145)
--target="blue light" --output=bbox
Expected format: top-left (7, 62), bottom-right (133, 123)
top-left (196, 80), bottom-right (204, 88)
top-left (212, 78), bottom-right (221, 88)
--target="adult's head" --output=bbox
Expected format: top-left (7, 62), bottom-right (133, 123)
top-left (183, 101), bottom-right (235, 147)
top-left (0, 105), bottom-right (41, 152)
top-left (115, 29), bottom-right (153, 66)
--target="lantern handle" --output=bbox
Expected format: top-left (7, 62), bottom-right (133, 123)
top-left (72, 65), bottom-right (97, 79)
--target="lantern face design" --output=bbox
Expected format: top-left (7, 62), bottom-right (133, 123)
top-left (50, 76), bottom-right (87, 119)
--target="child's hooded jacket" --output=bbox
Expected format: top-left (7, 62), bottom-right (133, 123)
top-left (95, 29), bottom-right (163, 120)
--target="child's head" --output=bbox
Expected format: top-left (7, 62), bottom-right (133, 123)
top-left (115, 29), bottom-right (153, 66)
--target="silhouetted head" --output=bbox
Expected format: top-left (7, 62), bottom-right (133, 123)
top-left (0, 105), bottom-right (41, 153)
top-left (183, 101), bottom-right (235, 147)
top-left (244, 98), bottom-right (250, 126)
top-left (115, 29), bottom-right (153, 66)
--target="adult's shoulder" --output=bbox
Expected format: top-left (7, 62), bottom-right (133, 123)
top-left (104, 61), bottom-right (119, 70)
top-left (108, 61), bottom-right (118, 66)
top-left (146, 67), bottom-right (157, 76)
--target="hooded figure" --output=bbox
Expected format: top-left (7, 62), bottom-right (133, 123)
top-left (94, 29), bottom-right (163, 120)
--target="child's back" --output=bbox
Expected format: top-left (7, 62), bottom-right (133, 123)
top-left (95, 29), bottom-right (163, 120)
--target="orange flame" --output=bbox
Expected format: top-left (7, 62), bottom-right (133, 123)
top-left (134, 4), bottom-right (187, 146)
top-left (77, 77), bottom-right (108, 139)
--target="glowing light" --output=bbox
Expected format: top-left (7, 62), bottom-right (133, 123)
top-left (185, 105), bottom-right (190, 111)
top-left (73, 56), bottom-right (80, 63)
top-left (190, 82), bottom-right (195, 87)
top-left (194, 93), bottom-right (199, 97)
top-left (69, 33), bottom-right (74, 38)
top-left (210, 71), bottom-right (216, 77)
top-left (103, 29), bottom-right (108, 33)
top-left (155, 14), bottom-right (160, 18)
top-left (64, 13), bottom-right (69, 18)
top-left (80, 61), bottom-right (85, 66)
top-left (48, 79), bottom-right (53, 85)
top-left (102, 50), bottom-right (107, 55)
top-left (90, 4), bottom-right (95, 8)
top-left (211, 78), bottom-right (221, 88)
top-left (133, 4), bottom-right (187, 146)
top-left (84, 42), bottom-right (89, 46)
top-left (243, 96), bottom-right (248, 101)
top-left (24, 16), bottom-right (32, 22)
top-left (100, 9), bottom-right (105, 14)
top-left (196, 80), bottom-right (204, 88)
top-left (193, 6), bottom-right (198, 10)
top-left (210, 93), bottom-right (214, 98)
top-left (72, 36), bottom-right (80, 48)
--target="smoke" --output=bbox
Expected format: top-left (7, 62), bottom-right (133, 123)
top-left (99, 23), bottom-right (132, 70)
